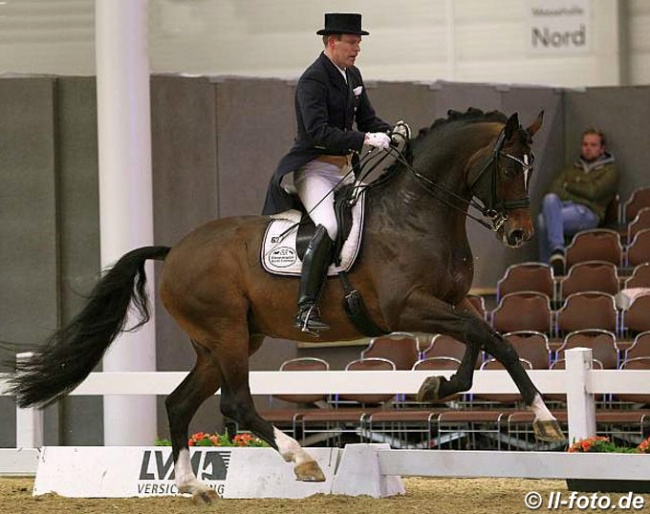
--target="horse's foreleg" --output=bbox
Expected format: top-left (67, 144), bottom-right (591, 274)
top-left (165, 342), bottom-right (222, 504)
top-left (218, 335), bottom-right (325, 483)
top-left (476, 325), bottom-right (566, 442)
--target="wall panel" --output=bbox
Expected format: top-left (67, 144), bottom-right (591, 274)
top-left (0, 78), bottom-right (58, 446)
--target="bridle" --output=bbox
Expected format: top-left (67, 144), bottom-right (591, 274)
top-left (465, 128), bottom-right (534, 231)
top-left (372, 126), bottom-right (534, 233)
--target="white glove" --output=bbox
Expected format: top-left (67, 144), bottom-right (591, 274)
top-left (364, 132), bottom-right (391, 150)
top-left (391, 120), bottom-right (411, 142)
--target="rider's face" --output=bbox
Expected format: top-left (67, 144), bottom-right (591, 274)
top-left (329, 34), bottom-right (362, 69)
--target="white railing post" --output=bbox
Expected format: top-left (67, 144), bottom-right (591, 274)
top-left (15, 352), bottom-right (43, 448)
top-left (565, 347), bottom-right (596, 444)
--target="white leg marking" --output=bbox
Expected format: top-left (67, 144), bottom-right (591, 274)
top-left (175, 448), bottom-right (202, 493)
top-left (529, 393), bottom-right (554, 421)
top-left (273, 427), bottom-right (314, 465)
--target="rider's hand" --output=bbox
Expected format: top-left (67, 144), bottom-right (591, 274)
top-left (364, 132), bottom-right (391, 150)
top-left (391, 120), bottom-right (411, 143)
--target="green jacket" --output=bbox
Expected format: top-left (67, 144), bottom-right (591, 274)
top-left (548, 152), bottom-right (618, 221)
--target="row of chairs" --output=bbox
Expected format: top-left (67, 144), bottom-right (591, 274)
top-left (497, 261), bottom-right (650, 303)
top-left (547, 227), bottom-right (650, 273)
top-left (492, 290), bottom-right (650, 338)
top-left (258, 333), bottom-right (650, 448)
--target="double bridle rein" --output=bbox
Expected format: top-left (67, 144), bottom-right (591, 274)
top-left (380, 126), bottom-right (533, 232)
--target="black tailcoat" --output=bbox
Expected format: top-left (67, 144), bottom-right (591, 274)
top-left (262, 52), bottom-right (391, 214)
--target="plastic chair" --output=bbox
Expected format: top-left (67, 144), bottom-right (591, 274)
top-left (626, 228), bottom-right (650, 268)
top-left (625, 331), bottom-right (650, 360)
top-left (496, 262), bottom-right (555, 302)
top-left (558, 260), bottom-right (619, 300)
top-left (555, 329), bottom-right (618, 369)
top-left (555, 292), bottom-right (618, 337)
top-left (260, 357), bottom-right (330, 438)
top-left (624, 262), bottom-right (650, 289)
top-left (502, 330), bottom-right (551, 369)
top-left (622, 187), bottom-right (650, 227)
top-left (338, 357), bottom-right (397, 405)
top-left (273, 357), bottom-right (330, 404)
top-left (621, 292), bottom-right (650, 337)
top-left (491, 291), bottom-right (553, 335)
top-left (361, 332), bottom-right (419, 370)
top-left (627, 207), bottom-right (650, 243)
top-left (616, 357), bottom-right (650, 404)
top-left (565, 229), bottom-right (622, 270)
top-left (420, 334), bottom-right (466, 360)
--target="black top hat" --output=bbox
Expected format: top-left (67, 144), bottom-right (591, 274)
top-left (316, 13), bottom-right (369, 36)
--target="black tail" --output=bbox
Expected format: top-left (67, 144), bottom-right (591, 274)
top-left (6, 245), bottom-right (171, 408)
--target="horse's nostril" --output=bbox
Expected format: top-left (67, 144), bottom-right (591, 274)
top-left (509, 229), bottom-right (524, 244)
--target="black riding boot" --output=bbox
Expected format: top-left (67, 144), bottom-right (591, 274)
top-left (294, 225), bottom-right (334, 333)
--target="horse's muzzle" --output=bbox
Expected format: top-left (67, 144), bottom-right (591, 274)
top-left (498, 212), bottom-right (533, 248)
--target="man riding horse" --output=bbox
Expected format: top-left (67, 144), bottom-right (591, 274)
top-left (262, 12), bottom-right (407, 334)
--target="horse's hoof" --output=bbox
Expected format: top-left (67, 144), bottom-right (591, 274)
top-left (417, 376), bottom-right (441, 402)
top-left (294, 460), bottom-right (326, 482)
top-left (191, 488), bottom-right (218, 505)
top-left (533, 419), bottom-right (567, 442)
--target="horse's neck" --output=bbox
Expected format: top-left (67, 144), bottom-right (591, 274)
top-left (364, 172), bottom-right (467, 261)
top-left (370, 155), bottom-right (469, 224)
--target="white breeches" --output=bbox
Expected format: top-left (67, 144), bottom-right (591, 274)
top-left (294, 160), bottom-right (354, 241)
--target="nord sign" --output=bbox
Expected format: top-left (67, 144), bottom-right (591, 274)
top-left (527, 0), bottom-right (591, 54)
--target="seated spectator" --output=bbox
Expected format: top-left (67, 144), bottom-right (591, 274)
top-left (537, 128), bottom-right (619, 275)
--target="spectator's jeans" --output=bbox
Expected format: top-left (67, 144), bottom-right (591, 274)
top-left (537, 193), bottom-right (600, 262)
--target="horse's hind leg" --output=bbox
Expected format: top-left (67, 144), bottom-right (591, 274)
top-left (218, 333), bottom-right (325, 482)
top-left (417, 343), bottom-right (481, 401)
top-left (416, 298), bottom-right (483, 401)
top-left (165, 341), bottom-right (222, 504)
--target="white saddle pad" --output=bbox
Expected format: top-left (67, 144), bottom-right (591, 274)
top-left (261, 192), bottom-right (366, 277)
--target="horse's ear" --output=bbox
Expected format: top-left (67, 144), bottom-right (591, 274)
top-left (526, 110), bottom-right (544, 137)
top-left (504, 113), bottom-right (520, 140)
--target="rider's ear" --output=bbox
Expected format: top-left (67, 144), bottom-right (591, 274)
top-left (526, 111), bottom-right (544, 137)
top-left (504, 113), bottom-right (520, 140)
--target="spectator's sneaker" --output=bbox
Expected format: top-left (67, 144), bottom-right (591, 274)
top-left (550, 250), bottom-right (566, 276)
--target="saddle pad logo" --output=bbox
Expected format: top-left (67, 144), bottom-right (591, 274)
top-left (268, 246), bottom-right (297, 268)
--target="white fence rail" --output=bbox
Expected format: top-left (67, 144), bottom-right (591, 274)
top-left (1, 348), bottom-right (650, 476)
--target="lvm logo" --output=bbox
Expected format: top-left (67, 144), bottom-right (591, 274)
top-left (137, 449), bottom-right (231, 496)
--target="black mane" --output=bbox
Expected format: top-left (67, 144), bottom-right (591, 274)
top-left (415, 107), bottom-right (508, 143)
top-left (380, 107), bottom-right (508, 177)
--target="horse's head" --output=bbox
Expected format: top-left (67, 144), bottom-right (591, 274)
top-left (469, 111), bottom-right (543, 248)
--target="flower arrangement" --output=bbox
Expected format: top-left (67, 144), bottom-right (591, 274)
top-left (567, 435), bottom-right (648, 454)
top-left (156, 431), bottom-right (268, 447)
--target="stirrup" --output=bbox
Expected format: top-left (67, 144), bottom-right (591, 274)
top-left (294, 305), bottom-right (330, 335)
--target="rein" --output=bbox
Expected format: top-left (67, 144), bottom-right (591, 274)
top-left (362, 127), bottom-right (532, 233)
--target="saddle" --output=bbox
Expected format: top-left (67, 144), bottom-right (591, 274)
top-left (261, 184), bottom-right (364, 277)
top-left (261, 185), bottom-right (387, 337)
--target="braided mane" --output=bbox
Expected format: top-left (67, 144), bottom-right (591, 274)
top-left (416, 107), bottom-right (508, 142)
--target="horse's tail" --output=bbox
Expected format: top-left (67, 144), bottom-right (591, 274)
top-left (6, 245), bottom-right (171, 408)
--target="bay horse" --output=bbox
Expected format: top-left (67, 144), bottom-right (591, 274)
top-left (7, 108), bottom-right (565, 504)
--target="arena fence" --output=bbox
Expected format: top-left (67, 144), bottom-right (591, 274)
top-left (1, 348), bottom-right (650, 480)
